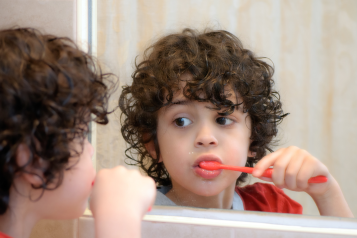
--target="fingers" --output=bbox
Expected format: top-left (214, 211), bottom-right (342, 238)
top-left (141, 175), bottom-right (156, 213)
top-left (270, 147), bottom-right (300, 188)
top-left (296, 157), bottom-right (329, 190)
top-left (253, 146), bottom-right (299, 176)
top-left (252, 148), bottom-right (285, 177)
top-left (284, 152), bottom-right (306, 190)
top-left (295, 159), bottom-right (314, 190)
top-left (90, 166), bottom-right (156, 218)
top-left (252, 146), bottom-right (328, 192)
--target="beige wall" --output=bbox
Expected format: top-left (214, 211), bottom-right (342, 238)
top-left (96, 0), bottom-right (357, 217)
top-left (0, 0), bottom-right (76, 39)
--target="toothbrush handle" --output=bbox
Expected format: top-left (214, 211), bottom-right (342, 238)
top-left (219, 165), bottom-right (328, 183)
top-left (308, 176), bottom-right (328, 183)
top-left (261, 169), bottom-right (327, 183)
top-left (219, 165), bottom-right (254, 173)
top-left (261, 168), bottom-right (273, 178)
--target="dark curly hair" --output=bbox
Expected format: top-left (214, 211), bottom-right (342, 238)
top-left (0, 28), bottom-right (114, 214)
top-left (119, 28), bottom-right (287, 187)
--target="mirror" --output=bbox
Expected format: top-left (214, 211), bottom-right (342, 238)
top-left (80, 206), bottom-right (357, 238)
top-left (92, 0), bottom-right (357, 218)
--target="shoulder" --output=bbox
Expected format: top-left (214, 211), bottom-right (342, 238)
top-left (237, 182), bottom-right (283, 196)
top-left (236, 183), bottom-right (303, 214)
top-left (155, 186), bottom-right (176, 206)
top-left (0, 231), bottom-right (12, 238)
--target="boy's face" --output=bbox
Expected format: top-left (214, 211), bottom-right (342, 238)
top-left (155, 86), bottom-right (253, 197)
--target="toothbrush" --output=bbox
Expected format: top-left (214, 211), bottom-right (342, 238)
top-left (199, 161), bottom-right (328, 183)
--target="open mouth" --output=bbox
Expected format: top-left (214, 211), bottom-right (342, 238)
top-left (193, 154), bottom-right (223, 179)
top-left (193, 154), bottom-right (222, 167)
top-left (194, 165), bottom-right (222, 179)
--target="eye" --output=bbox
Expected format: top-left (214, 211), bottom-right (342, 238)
top-left (174, 117), bottom-right (192, 127)
top-left (216, 117), bottom-right (234, 125)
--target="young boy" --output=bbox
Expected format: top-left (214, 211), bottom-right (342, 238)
top-left (119, 28), bottom-right (353, 217)
top-left (0, 27), bottom-right (155, 238)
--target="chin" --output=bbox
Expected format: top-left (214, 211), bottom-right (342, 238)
top-left (192, 186), bottom-right (223, 197)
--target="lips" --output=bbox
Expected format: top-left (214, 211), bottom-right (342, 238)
top-left (193, 154), bottom-right (223, 179)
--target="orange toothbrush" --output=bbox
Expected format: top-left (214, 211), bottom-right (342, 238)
top-left (199, 161), bottom-right (327, 183)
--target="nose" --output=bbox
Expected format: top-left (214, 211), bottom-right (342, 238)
top-left (194, 124), bottom-right (218, 148)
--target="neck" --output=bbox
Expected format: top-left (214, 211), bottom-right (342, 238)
top-left (166, 182), bottom-right (236, 209)
top-left (0, 211), bottom-right (39, 238)
top-left (0, 185), bottom-right (41, 238)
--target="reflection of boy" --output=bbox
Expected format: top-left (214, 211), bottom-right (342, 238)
top-left (0, 28), bottom-right (155, 238)
top-left (120, 29), bottom-right (353, 217)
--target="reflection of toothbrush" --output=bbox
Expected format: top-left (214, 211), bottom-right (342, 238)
top-left (199, 161), bottom-right (328, 183)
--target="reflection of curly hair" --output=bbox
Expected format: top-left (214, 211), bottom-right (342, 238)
top-left (0, 28), bottom-right (113, 214)
top-left (120, 29), bottom-right (287, 186)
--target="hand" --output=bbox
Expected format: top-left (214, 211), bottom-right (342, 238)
top-left (252, 146), bottom-right (332, 198)
top-left (252, 146), bottom-right (353, 217)
top-left (90, 166), bottom-right (156, 238)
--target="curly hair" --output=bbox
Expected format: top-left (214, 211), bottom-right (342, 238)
top-left (0, 28), bottom-right (114, 214)
top-left (119, 28), bottom-right (287, 187)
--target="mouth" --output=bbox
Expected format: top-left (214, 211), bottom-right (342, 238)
top-left (193, 154), bottom-right (223, 168)
top-left (193, 154), bottom-right (223, 179)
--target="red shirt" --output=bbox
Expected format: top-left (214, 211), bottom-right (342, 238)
top-left (236, 183), bottom-right (303, 214)
top-left (0, 232), bottom-right (12, 238)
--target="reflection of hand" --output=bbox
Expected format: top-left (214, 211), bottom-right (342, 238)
top-left (252, 146), bottom-right (331, 196)
top-left (90, 166), bottom-right (156, 238)
top-left (252, 146), bottom-right (353, 217)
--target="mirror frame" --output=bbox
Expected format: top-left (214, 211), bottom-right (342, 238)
top-left (83, 206), bottom-right (357, 237)
top-left (79, 0), bottom-right (98, 171)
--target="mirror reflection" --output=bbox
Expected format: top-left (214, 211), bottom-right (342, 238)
top-left (94, 0), bottom-right (357, 218)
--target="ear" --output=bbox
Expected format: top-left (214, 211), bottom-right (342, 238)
top-left (16, 144), bottom-right (45, 187)
top-left (144, 140), bottom-right (163, 162)
top-left (248, 138), bottom-right (256, 158)
top-left (144, 140), bottom-right (157, 160)
top-left (248, 150), bottom-right (257, 158)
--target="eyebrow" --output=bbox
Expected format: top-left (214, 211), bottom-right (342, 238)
top-left (164, 100), bottom-right (192, 112)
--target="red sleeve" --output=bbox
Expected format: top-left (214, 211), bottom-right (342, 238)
top-left (235, 183), bottom-right (303, 214)
top-left (0, 232), bottom-right (12, 238)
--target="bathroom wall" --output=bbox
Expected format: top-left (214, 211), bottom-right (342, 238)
top-left (0, 0), bottom-right (76, 39)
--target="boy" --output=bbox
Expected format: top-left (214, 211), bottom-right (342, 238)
top-left (0, 27), bottom-right (155, 238)
top-left (119, 28), bottom-right (353, 217)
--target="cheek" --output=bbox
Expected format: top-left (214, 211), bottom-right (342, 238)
top-left (64, 159), bottom-right (95, 201)
top-left (39, 172), bottom-right (93, 219)
top-left (224, 136), bottom-right (250, 166)
top-left (157, 125), bottom-right (178, 154)
top-left (63, 171), bottom-right (91, 199)
top-left (158, 135), bottom-right (190, 176)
